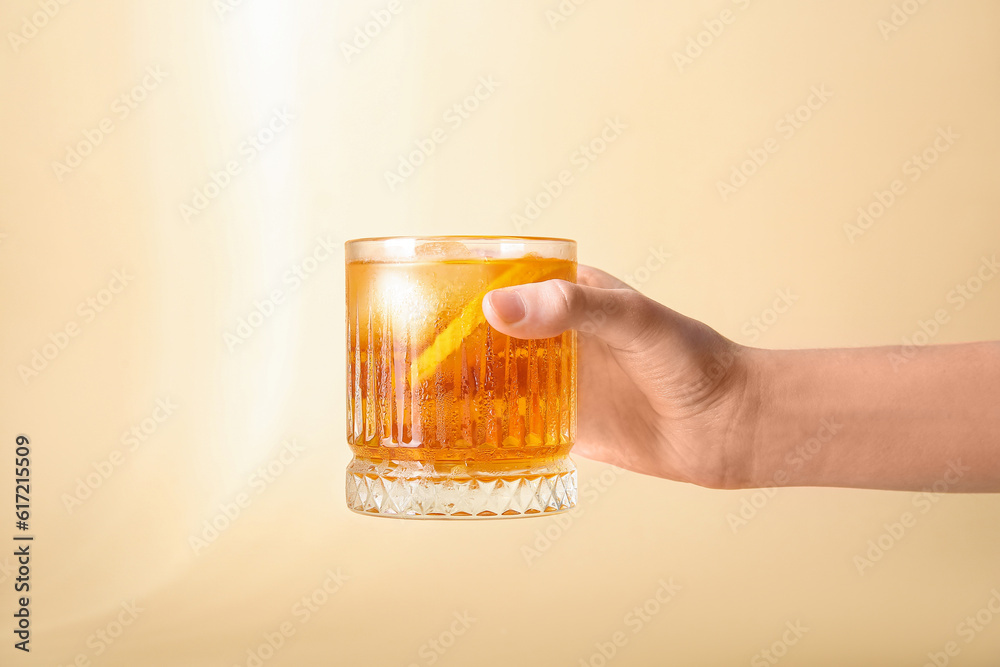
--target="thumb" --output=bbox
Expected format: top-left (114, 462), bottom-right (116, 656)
top-left (482, 279), bottom-right (657, 351)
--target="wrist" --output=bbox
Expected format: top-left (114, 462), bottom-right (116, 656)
top-left (717, 345), bottom-right (772, 490)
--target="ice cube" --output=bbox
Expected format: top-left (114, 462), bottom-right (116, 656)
top-left (415, 241), bottom-right (470, 260)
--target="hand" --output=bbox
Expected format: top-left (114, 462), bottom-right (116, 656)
top-left (482, 265), bottom-right (757, 489)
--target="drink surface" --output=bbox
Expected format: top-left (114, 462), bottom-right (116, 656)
top-left (346, 255), bottom-right (577, 474)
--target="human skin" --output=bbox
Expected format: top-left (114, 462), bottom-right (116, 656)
top-left (481, 266), bottom-right (1000, 492)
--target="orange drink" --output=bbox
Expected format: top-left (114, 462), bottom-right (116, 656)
top-left (345, 236), bottom-right (577, 518)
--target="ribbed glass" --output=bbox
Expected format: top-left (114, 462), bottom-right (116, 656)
top-left (345, 236), bottom-right (577, 518)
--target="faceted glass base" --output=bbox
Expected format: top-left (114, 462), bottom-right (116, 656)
top-left (345, 458), bottom-right (577, 519)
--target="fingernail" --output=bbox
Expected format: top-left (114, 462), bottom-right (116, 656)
top-left (489, 289), bottom-right (526, 324)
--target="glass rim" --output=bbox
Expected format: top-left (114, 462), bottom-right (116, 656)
top-left (345, 235), bottom-right (576, 262)
top-left (345, 235), bottom-right (576, 246)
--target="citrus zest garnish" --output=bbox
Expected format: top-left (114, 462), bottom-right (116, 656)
top-left (413, 262), bottom-right (564, 385)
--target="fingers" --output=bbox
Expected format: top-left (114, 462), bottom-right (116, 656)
top-left (577, 265), bottom-right (634, 290)
top-left (482, 276), bottom-right (658, 352)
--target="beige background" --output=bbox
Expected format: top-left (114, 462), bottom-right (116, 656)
top-left (2, 1), bottom-right (1000, 665)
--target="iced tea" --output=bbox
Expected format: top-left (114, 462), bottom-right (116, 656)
top-left (345, 237), bottom-right (577, 518)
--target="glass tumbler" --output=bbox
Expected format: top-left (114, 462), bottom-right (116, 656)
top-left (345, 236), bottom-right (577, 518)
